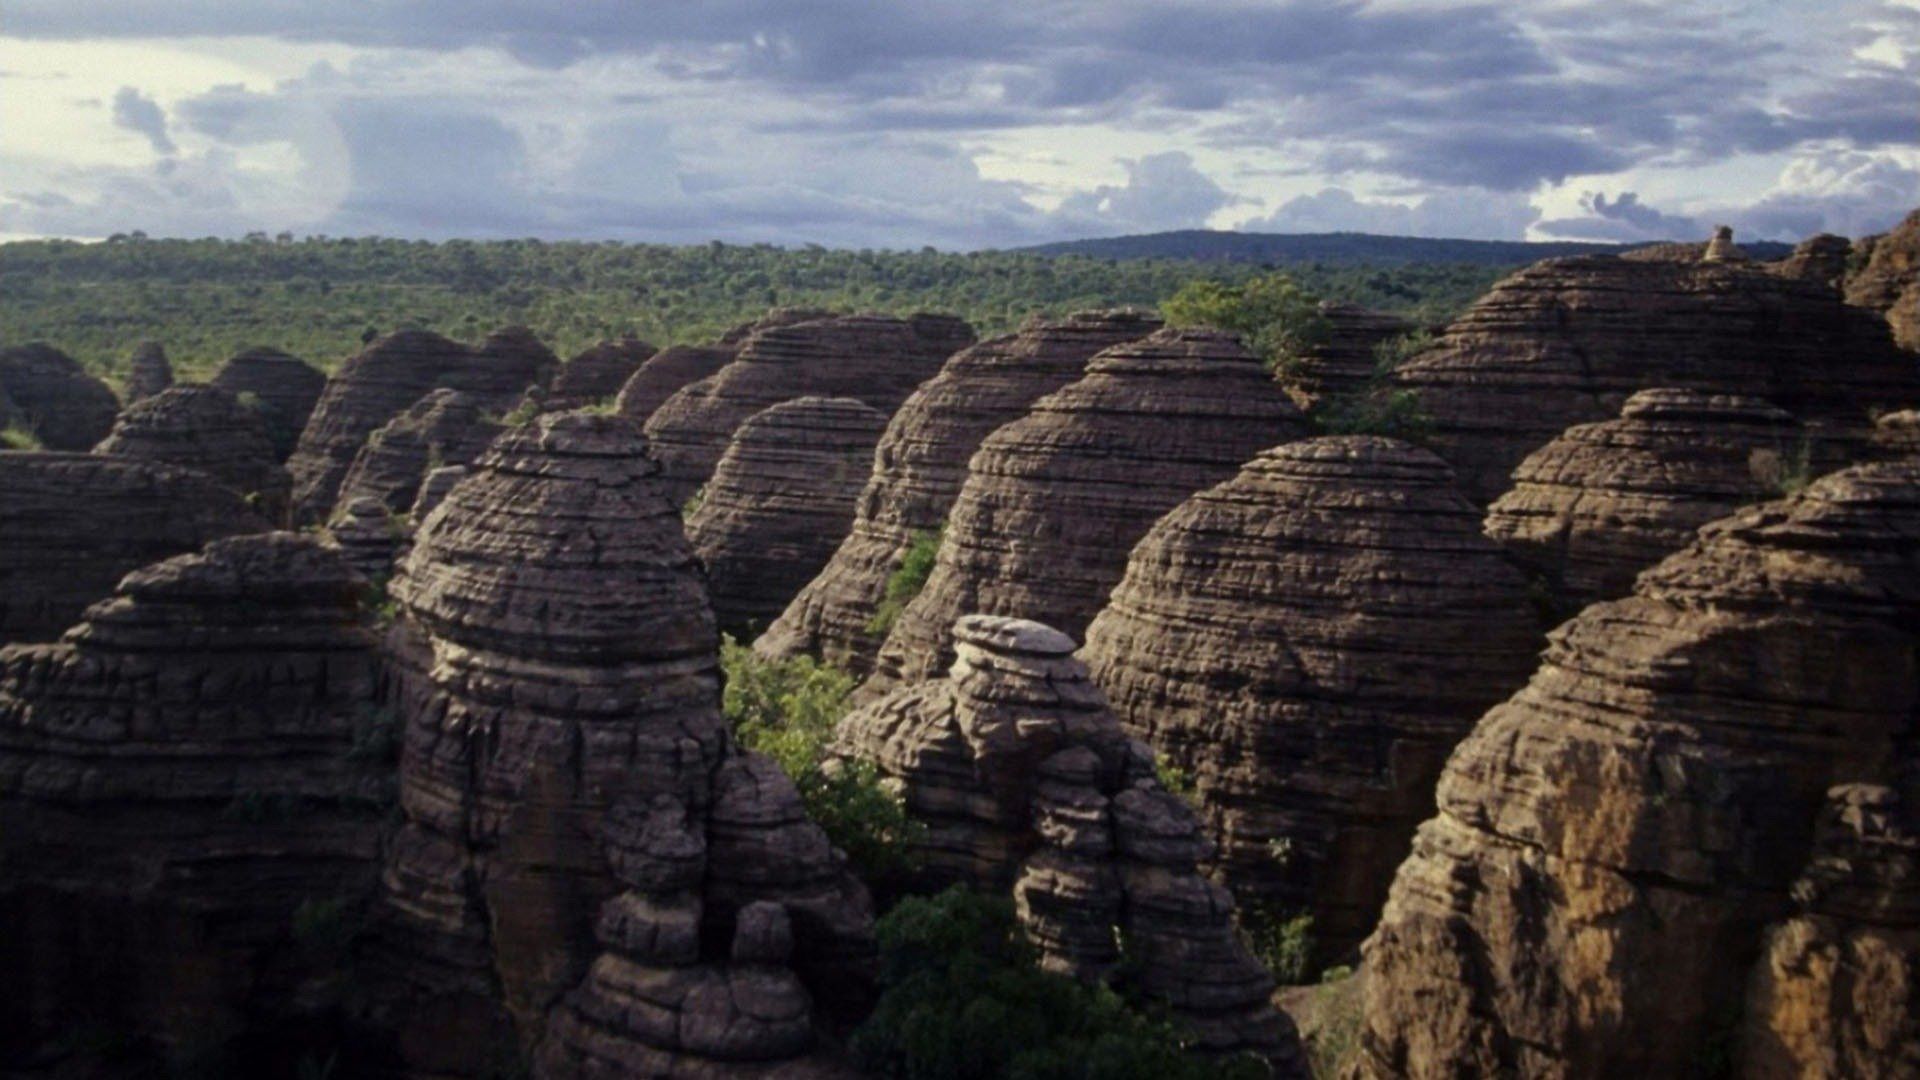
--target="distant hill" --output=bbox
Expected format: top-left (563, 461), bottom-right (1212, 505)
top-left (1016, 230), bottom-right (1794, 266)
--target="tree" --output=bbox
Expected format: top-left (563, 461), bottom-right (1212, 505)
top-left (1161, 272), bottom-right (1330, 371)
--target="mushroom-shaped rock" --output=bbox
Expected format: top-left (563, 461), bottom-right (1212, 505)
top-left (0, 343), bottom-right (120, 450)
top-left (613, 344), bottom-right (737, 424)
top-left (540, 335), bottom-right (657, 412)
top-left (644, 312), bottom-right (976, 503)
top-left (0, 453), bottom-right (268, 643)
top-left (1847, 207), bottom-right (1920, 350)
top-left (1279, 302), bottom-right (1416, 409)
top-left (94, 384), bottom-right (293, 521)
top-left (685, 396), bottom-right (889, 637)
top-left (123, 341), bottom-right (174, 402)
top-left (335, 388), bottom-right (502, 517)
top-left (1354, 459), bottom-right (1920, 1078)
top-left (1484, 388), bottom-right (1805, 611)
top-left (756, 309), bottom-right (1162, 677)
top-left (1082, 436), bottom-right (1541, 965)
top-left (209, 346), bottom-right (327, 462)
top-left (835, 614), bottom-right (1305, 1071)
top-left (0, 533), bottom-right (387, 1061)
top-left (863, 327), bottom-right (1310, 699)
top-left (1394, 254), bottom-right (1920, 503)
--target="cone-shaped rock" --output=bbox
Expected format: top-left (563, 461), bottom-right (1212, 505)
top-left (0, 453), bottom-right (268, 643)
top-left (1395, 255), bottom-right (1920, 503)
top-left (1355, 459), bottom-right (1920, 1077)
top-left (613, 344), bottom-right (736, 424)
top-left (0, 343), bottom-right (120, 451)
top-left (685, 396), bottom-right (888, 637)
top-left (644, 312), bottom-right (975, 503)
top-left (1484, 388), bottom-right (1804, 611)
top-left (335, 388), bottom-right (502, 517)
top-left (94, 384), bottom-right (292, 520)
top-left (209, 346), bottom-right (327, 462)
top-left (757, 309), bottom-right (1162, 677)
top-left (541, 335), bottom-right (656, 412)
top-left (1847, 207), bottom-right (1920, 350)
top-left (864, 327), bottom-right (1309, 699)
top-left (123, 340), bottom-right (174, 402)
top-left (835, 614), bottom-right (1306, 1071)
top-left (1279, 302), bottom-right (1416, 409)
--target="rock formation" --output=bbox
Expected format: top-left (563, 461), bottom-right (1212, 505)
top-left (756, 309), bottom-right (1163, 676)
top-left (334, 389), bottom-right (502, 517)
top-left (287, 328), bottom-right (555, 523)
top-left (209, 346), bottom-right (327, 462)
top-left (1846, 207), bottom-right (1920, 350)
top-left (0, 453), bottom-right (267, 644)
top-left (1355, 458), bottom-right (1920, 1077)
top-left (1395, 254), bottom-right (1920, 502)
top-left (1874, 409), bottom-right (1920, 460)
top-left (365, 411), bottom-right (872, 1079)
top-left (0, 533), bottom-right (388, 1067)
top-left (93, 385), bottom-right (293, 520)
top-left (1703, 224), bottom-right (1749, 263)
top-left (1772, 233), bottom-right (1853, 292)
top-left (123, 341), bottom-right (174, 402)
top-left (1279, 302), bottom-right (1416, 409)
top-left (325, 495), bottom-right (405, 585)
top-left (1080, 437), bottom-right (1540, 965)
top-left (863, 327), bottom-right (1308, 698)
top-left (539, 336), bottom-right (656, 412)
top-left (684, 396), bottom-right (889, 637)
top-left (411, 464), bottom-right (468, 521)
top-left (1483, 388), bottom-right (1803, 611)
top-left (0, 343), bottom-right (120, 451)
top-left (643, 313), bottom-right (975, 503)
top-left (836, 614), bottom-right (1305, 1071)
top-left (612, 344), bottom-right (737, 424)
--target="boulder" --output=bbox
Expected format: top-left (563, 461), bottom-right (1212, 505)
top-left (0, 343), bottom-right (120, 450)
top-left (1846, 207), bottom-right (1920, 350)
top-left (1279, 302), bottom-right (1416, 409)
top-left (756, 309), bottom-right (1162, 677)
top-left (334, 389), bottom-right (502, 517)
top-left (685, 396), bottom-right (889, 638)
top-left (94, 384), bottom-right (292, 521)
top-left (209, 346), bottom-right (327, 462)
top-left (863, 327), bottom-right (1309, 700)
top-left (123, 341), bottom-right (174, 403)
top-left (1082, 436), bottom-right (1540, 966)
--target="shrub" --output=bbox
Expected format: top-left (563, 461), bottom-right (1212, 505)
top-left (1, 421), bottom-right (43, 450)
top-left (867, 524), bottom-right (943, 636)
top-left (681, 485), bottom-right (706, 518)
top-left (1162, 273), bottom-right (1330, 373)
top-left (1316, 387), bottom-right (1432, 441)
top-left (1370, 328), bottom-right (1433, 374)
top-left (495, 397), bottom-right (541, 427)
top-left (1242, 904), bottom-right (1316, 985)
top-left (1153, 757), bottom-right (1197, 804)
top-left (1749, 438), bottom-right (1814, 498)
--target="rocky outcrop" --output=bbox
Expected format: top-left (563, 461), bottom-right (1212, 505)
top-left (0, 453), bottom-right (267, 644)
top-left (325, 495), bottom-right (405, 584)
top-left (863, 327), bottom-right (1308, 698)
top-left (411, 464), bottom-right (467, 521)
top-left (644, 313), bottom-right (975, 503)
top-left (123, 341), bottom-right (174, 402)
top-left (613, 344), bottom-right (736, 424)
top-left (1081, 437), bottom-right (1540, 966)
top-left (1355, 459), bottom-right (1920, 1078)
top-left (287, 328), bottom-right (555, 523)
top-left (685, 396), bottom-right (889, 637)
top-left (539, 336), bottom-right (656, 412)
top-left (209, 346), bottom-right (327, 462)
top-left (1483, 388), bottom-right (1803, 610)
top-left (1279, 303), bottom-right (1416, 409)
top-left (0, 533), bottom-right (387, 1067)
top-left (1772, 233), bottom-right (1853, 292)
top-left (1846, 208), bottom-right (1920, 350)
top-left (0, 343), bottom-right (120, 450)
top-left (335, 389), bottom-right (502, 518)
top-left (1396, 254), bottom-right (1920, 502)
top-left (1703, 224), bottom-right (1749, 263)
top-left (757, 309), bottom-right (1163, 676)
top-left (93, 385), bottom-right (293, 520)
top-left (365, 411), bottom-right (872, 1079)
top-left (836, 614), bottom-right (1304, 1071)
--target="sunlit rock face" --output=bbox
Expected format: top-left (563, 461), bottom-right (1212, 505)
top-left (95, 384), bottom-right (293, 520)
top-left (209, 346), bottom-right (327, 462)
top-left (1847, 208), bottom-right (1920, 351)
top-left (1355, 459), bottom-right (1920, 1078)
top-left (0, 343), bottom-right (120, 451)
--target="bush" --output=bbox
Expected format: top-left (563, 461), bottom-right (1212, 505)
top-left (1316, 387), bottom-right (1432, 440)
top-left (867, 524), bottom-right (943, 636)
top-left (1162, 273), bottom-right (1330, 372)
top-left (1243, 904), bottom-right (1317, 985)
top-left (1, 422), bottom-right (43, 450)
top-left (1749, 438), bottom-right (1815, 498)
top-left (681, 485), bottom-right (706, 518)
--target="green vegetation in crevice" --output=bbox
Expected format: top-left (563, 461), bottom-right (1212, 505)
top-left (1, 422), bottom-right (44, 450)
top-left (867, 524), bottom-right (944, 636)
top-left (1314, 328), bottom-right (1435, 441)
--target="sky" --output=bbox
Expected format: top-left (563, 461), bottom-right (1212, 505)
top-left (1, 1), bottom-right (1916, 249)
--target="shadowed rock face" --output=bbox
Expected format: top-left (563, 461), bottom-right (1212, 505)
top-left (644, 312), bottom-right (976, 504)
top-left (1847, 208), bottom-right (1920, 350)
top-left (124, 341), bottom-right (174, 403)
top-left (94, 384), bottom-right (292, 521)
top-left (685, 396), bottom-right (889, 638)
top-left (209, 346), bottom-right (327, 462)
top-left (1484, 388), bottom-right (1803, 611)
top-left (0, 533), bottom-right (387, 1065)
top-left (1395, 255), bottom-right (1920, 503)
top-left (0, 453), bottom-right (268, 644)
top-left (1355, 459), bottom-right (1920, 1078)
top-left (335, 389), bottom-right (502, 518)
top-left (755, 309), bottom-right (1162, 677)
top-left (1280, 302), bottom-right (1415, 409)
top-left (365, 411), bottom-right (871, 1079)
top-left (1875, 409), bottom-right (1920, 460)
top-left (0, 343), bottom-right (120, 450)
top-left (1081, 437), bottom-right (1540, 966)
top-left (835, 614), bottom-right (1305, 1072)
top-left (863, 327), bottom-right (1309, 700)
top-left (1772, 233), bottom-right (1853, 292)
top-left (287, 328), bottom-right (556, 524)
top-left (612, 344), bottom-right (737, 424)
top-left (541, 336), bottom-right (657, 412)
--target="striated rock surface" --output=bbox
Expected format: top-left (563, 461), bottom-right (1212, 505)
top-left (123, 341), bottom-right (174, 403)
top-left (93, 384), bottom-right (293, 520)
top-left (411, 464), bottom-right (468, 521)
top-left (541, 336), bottom-right (657, 412)
top-left (644, 313), bottom-right (975, 503)
top-left (209, 346), bottom-right (327, 462)
top-left (613, 344), bottom-right (737, 424)
top-left (335, 389), bottom-right (502, 517)
top-left (1082, 437), bottom-right (1540, 965)
top-left (685, 396), bottom-right (889, 638)
top-left (325, 495), bottom-right (406, 585)
top-left (0, 343), bottom-right (120, 450)
top-left (864, 327), bottom-right (1309, 698)
top-left (366, 411), bottom-right (872, 1078)
top-left (1846, 208), bottom-right (1920, 350)
top-left (287, 327), bottom-right (555, 523)
top-left (1280, 302), bottom-right (1416, 409)
top-left (757, 309), bottom-right (1161, 678)
top-left (1484, 388), bottom-right (1803, 610)
top-left (1772, 233), bottom-right (1853, 292)
top-left (0, 533), bottom-right (388, 1065)
top-left (1395, 255), bottom-right (1920, 503)
top-left (836, 614), bottom-right (1305, 1071)
top-left (0, 453), bottom-right (267, 644)
top-left (1355, 459), bottom-right (1920, 1078)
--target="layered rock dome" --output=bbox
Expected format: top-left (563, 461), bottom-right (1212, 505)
top-left (1847, 207), bottom-right (1920, 350)
top-left (208, 346), bottom-right (327, 462)
top-left (539, 335), bottom-right (657, 412)
top-left (0, 343), bottom-right (120, 451)
top-left (1278, 302), bottom-right (1416, 409)
top-left (334, 388), bottom-right (503, 518)
top-left (93, 384), bottom-right (293, 520)
top-left (613, 344), bottom-right (737, 424)
top-left (123, 341), bottom-right (174, 402)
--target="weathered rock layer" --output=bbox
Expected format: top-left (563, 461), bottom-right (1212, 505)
top-left (94, 385), bottom-right (292, 520)
top-left (209, 347), bottom-right (327, 462)
top-left (0, 344), bottom-right (120, 451)
top-left (123, 341), bottom-right (174, 402)
top-left (1846, 208), bottom-right (1920, 350)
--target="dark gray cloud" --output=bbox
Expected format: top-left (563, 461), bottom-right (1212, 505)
top-left (111, 86), bottom-right (175, 155)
